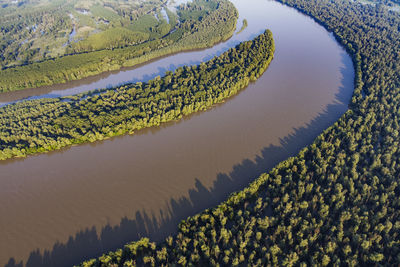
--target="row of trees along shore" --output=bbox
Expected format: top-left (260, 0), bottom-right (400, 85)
top-left (0, 30), bottom-right (275, 160)
top-left (0, 0), bottom-right (238, 92)
top-left (77, 0), bottom-right (400, 266)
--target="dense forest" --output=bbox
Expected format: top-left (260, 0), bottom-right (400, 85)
top-left (76, 0), bottom-right (400, 266)
top-left (0, 0), bottom-right (238, 92)
top-left (0, 30), bottom-right (274, 160)
top-left (368, 0), bottom-right (400, 6)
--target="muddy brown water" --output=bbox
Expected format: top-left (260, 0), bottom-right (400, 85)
top-left (0, 0), bottom-right (354, 266)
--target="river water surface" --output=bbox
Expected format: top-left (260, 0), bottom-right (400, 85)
top-left (0, 0), bottom-right (354, 266)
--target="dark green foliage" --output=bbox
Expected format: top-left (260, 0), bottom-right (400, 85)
top-left (76, 0), bottom-right (400, 266)
top-left (370, 0), bottom-right (400, 6)
top-left (0, 30), bottom-right (274, 160)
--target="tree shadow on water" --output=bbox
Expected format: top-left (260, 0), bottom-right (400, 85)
top-left (5, 53), bottom-right (354, 267)
top-left (4, 98), bottom-right (349, 267)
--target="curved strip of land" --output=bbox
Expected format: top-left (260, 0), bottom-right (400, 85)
top-left (77, 0), bottom-right (400, 265)
top-left (236, 19), bottom-right (248, 35)
top-left (0, 1), bottom-right (354, 265)
top-left (0, 30), bottom-right (275, 160)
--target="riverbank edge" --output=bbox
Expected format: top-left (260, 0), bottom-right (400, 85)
top-left (0, 31), bottom-right (275, 161)
top-left (76, 0), bottom-right (371, 265)
top-left (0, 0), bottom-right (238, 93)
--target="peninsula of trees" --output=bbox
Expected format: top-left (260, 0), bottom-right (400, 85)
top-left (77, 0), bottom-right (400, 266)
top-left (237, 19), bottom-right (248, 35)
top-left (0, 0), bottom-right (238, 92)
top-left (0, 30), bottom-right (275, 160)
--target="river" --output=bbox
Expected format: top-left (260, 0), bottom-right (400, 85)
top-left (0, 0), bottom-right (354, 266)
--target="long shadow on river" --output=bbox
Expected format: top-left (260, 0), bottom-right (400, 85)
top-left (4, 64), bottom-right (352, 267)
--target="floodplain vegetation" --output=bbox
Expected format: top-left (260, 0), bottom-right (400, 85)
top-left (0, 0), bottom-right (238, 92)
top-left (362, 0), bottom-right (400, 6)
top-left (0, 30), bottom-right (275, 161)
top-left (75, 0), bottom-right (400, 266)
top-left (236, 19), bottom-right (248, 35)
top-left (0, 0), bottom-right (171, 67)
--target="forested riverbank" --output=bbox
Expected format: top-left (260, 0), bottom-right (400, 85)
top-left (0, 30), bottom-right (274, 160)
top-left (0, 0), bottom-right (238, 93)
top-left (77, 0), bottom-right (400, 266)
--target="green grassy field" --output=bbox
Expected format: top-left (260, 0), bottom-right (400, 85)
top-left (0, 0), bottom-right (239, 92)
top-left (0, 0), bottom-right (208, 69)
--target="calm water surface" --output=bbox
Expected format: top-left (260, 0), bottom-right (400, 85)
top-left (0, 0), bottom-right (354, 266)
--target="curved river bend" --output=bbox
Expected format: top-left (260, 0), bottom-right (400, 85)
top-left (0, 0), bottom-right (354, 266)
